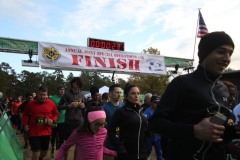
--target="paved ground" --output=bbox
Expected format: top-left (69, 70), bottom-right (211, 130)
top-left (18, 134), bottom-right (156, 160)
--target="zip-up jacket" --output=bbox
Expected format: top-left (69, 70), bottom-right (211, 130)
top-left (58, 89), bottom-right (84, 124)
top-left (149, 65), bottom-right (238, 160)
top-left (108, 101), bottom-right (148, 160)
top-left (56, 128), bottom-right (117, 160)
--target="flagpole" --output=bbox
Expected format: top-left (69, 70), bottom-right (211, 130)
top-left (192, 8), bottom-right (200, 65)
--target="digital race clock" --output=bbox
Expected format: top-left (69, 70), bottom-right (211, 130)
top-left (87, 38), bottom-right (124, 51)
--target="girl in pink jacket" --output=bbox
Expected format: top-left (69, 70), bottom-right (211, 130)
top-left (56, 105), bottom-right (117, 160)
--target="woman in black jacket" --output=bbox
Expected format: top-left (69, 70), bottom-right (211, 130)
top-left (108, 83), bottom-right (148, 160)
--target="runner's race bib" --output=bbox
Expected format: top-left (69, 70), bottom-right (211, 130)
top-left (36, 117), bottom-right (47, 126)
top-left (73, 99), bottom-right (81, 106)
top-left (52, 123), bottom-right (57, 128)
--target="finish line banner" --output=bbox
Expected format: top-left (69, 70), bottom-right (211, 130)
top-left (38, 42), bottom-right (166, 75)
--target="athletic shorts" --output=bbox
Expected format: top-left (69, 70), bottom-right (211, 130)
top-left (29, 136), bottom-right (50, 152)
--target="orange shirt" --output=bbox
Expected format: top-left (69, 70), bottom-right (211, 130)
top-left (12, 101), bottom-right (22, 115)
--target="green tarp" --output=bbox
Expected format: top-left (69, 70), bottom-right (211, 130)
top-left (0, 113), bottom-right (23, 160)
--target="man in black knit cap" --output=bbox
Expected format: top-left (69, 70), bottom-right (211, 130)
top-left (149, 31), bottom-right (240, 160)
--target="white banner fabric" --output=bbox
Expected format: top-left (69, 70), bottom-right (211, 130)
top-left (38, 42), bottom-right (166, 75)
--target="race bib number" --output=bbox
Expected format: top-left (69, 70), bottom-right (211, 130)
top-left (36, 117), bottom-right (47, 126)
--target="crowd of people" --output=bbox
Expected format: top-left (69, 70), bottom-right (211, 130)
top-left (0, 31), bottom-right (240, 160)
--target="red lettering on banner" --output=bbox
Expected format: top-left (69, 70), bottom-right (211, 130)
top-left (72, 55), bottom-right (84, 65)
top-left (72, 55), bottom-right (79, 65)
top-left (97, 52), bottom-right (113, 57)
top-left (66, 48), bottom-right (82, 53)
top-left (85, 56), bottom-right (92, 66)
top-left (94, 57), bottom-right (106, 67)
top-left (116, 59), bottom-right (127, 69)
top-left (84, 50), bottom-right (95, 55)
top-left (129, 59), bottom-right (140, 70)
top-left (71, 55), bottom-right (140, 71)
top-left (109, 58), bottom-right (115, 68)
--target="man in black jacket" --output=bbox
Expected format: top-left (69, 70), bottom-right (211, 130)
top-left (149, 31), bottom-right (240, 160)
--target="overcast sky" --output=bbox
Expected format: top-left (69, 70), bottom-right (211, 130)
top-left (0, 0), bottom-right (239, 79)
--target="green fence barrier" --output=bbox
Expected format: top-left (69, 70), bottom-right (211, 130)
top-left (0, 113), bottom-right (23, 160)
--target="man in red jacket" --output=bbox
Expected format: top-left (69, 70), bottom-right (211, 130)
top-left (22, 86), bottom-right (59, 160)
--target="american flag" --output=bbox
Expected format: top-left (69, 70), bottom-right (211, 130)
top-left (197, 11), bottom-right (208, 38)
